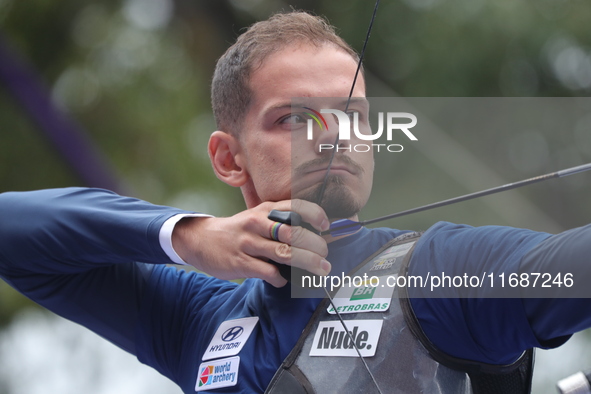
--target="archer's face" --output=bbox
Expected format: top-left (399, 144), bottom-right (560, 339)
top-left (239, 43), bottom-right (374, 220)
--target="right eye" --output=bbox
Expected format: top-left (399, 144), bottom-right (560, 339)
top-left (279, 113), bottom-right (308, 125)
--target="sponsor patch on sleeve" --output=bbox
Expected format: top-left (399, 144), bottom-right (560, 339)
top-left (309, 319), bottom-right (383, 357)
top-left (202, 317), bottom-right (259, 361)
top-left (195, 356), bottom-right (240, 392)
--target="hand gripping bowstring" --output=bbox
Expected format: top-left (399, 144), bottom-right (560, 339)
top-left (314, 2), bottom-right (383, 393)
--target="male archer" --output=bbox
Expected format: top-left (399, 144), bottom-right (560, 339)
top-left (1, 11), bottom-right (591, 394)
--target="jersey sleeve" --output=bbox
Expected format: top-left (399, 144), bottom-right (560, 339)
top-left (0, 187), bottom-right (198, 357)
top-left (407, 221), bottom-right (554, 365)
top-left (520, 224), bottom-right (591, 346)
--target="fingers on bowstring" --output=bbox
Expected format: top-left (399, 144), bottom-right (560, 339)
top-left (269, 200), bottom-right (329, 233)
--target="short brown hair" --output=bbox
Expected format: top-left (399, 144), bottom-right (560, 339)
top-left (211, 11), bottom-right (359, 135)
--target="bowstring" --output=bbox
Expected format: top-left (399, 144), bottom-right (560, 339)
top-left (316, 2), bottom-right (383, 393)
top-left (315, 0), bottom-right (381, 205)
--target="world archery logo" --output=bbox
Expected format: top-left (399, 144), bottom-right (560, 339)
top-left (195, 357), bottom-right (240, 392)
top-left (221, 326), bottom-right (244, 342)
top-left (198, 365), bottom-right (214, 387)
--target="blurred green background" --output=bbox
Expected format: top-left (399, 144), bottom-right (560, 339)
top-left (1, 0), bottom-right (590, 393)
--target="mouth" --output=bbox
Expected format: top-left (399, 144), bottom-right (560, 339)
top-left (305, 163), bottom-right (360, 176)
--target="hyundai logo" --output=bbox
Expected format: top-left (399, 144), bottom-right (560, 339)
top-left (222, 326), bottom-right (244, 342)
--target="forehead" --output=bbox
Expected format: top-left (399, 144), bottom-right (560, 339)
top-left (247, 43), bottom-right (366, 112)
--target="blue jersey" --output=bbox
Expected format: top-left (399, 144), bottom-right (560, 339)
top-left (0, 188), bottom-right (589, 393)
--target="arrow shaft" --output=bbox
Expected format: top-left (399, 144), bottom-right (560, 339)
top-left (323, 162), bottom-right (591, 235)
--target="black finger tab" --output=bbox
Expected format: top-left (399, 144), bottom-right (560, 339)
top-left (268, 210), bottom-right (302, 226)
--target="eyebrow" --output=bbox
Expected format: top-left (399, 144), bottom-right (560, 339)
top-left (266, 97), bottom-right (369, 113)
top-left (266, 103), bottom-right (294, 113)
top-left (343, 97), bottom-right (369, 108)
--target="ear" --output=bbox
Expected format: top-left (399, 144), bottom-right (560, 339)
top-left (208, 131), bottom-right (249, 187)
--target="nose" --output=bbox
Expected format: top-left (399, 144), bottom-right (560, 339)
top-left (315, 113), bottom-right (351, 153)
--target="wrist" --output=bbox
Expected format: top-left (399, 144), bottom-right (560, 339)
top-left (160, 213), bottom-right (212, 265)
top-left (171, 216), bottom-right (212, 268)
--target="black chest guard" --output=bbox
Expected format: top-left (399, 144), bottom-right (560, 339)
top-left (265, 232), bottom-right (534, 394)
